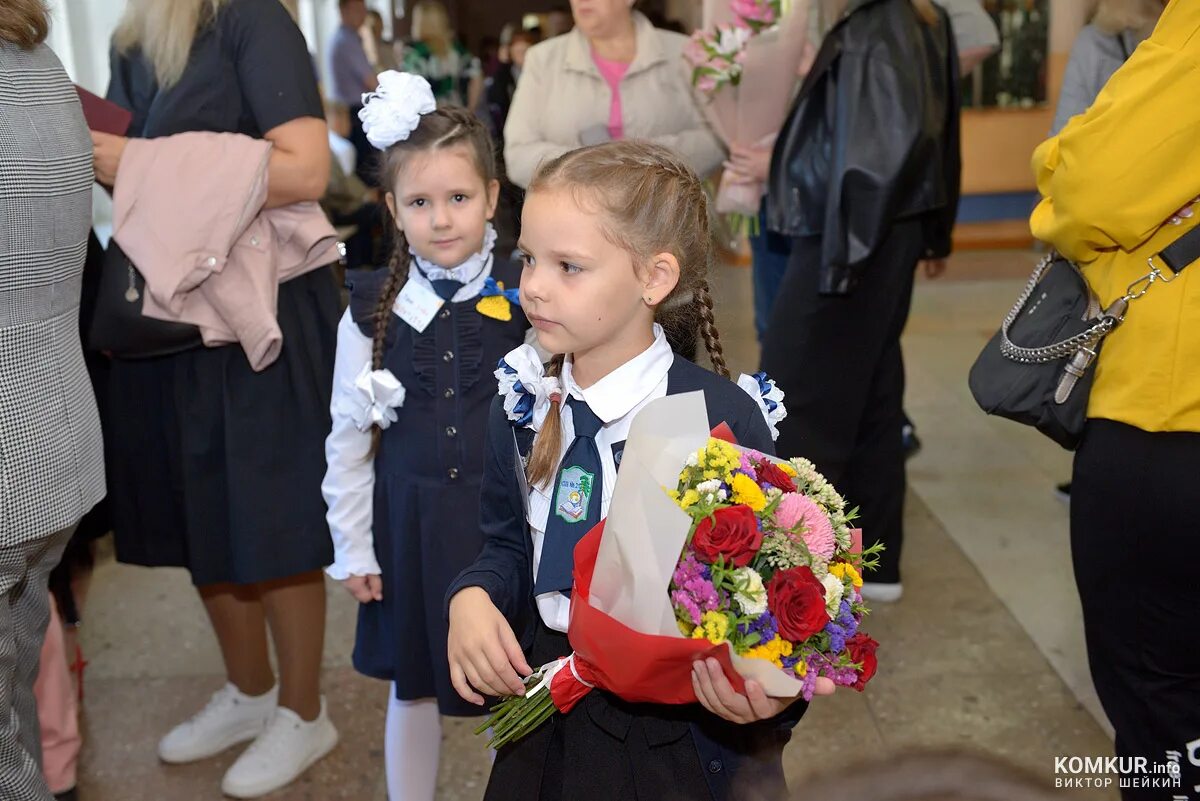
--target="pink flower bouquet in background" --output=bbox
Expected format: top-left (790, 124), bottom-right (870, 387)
top-left (685, 0), bottom-right (813, 231)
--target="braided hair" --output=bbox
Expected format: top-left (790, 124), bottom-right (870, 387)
top-left (523, 140), bottom-right (729, 487)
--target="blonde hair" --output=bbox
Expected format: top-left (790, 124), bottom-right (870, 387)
top-left (0, 0), bottom-right (49, 48)
top-left (114, 0), bottom-right (231, 88)
top-left (1092, 0), bottom-right (1165, 35)
top-left (523, 140), bottom-right (727, 487)
top-left (411, 0), bottom-right (452, 57)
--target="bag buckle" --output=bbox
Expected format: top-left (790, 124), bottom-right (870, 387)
top-left (1123, 256), bottom-right (1176, 301)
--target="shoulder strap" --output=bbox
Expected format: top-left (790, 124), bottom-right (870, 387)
top-left (1159, 222), bottom-right (1200, 276)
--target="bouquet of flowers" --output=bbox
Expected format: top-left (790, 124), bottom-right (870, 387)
top-left (683, 24), bottom-right (753, 95)
top-left (683, 0), bottom-right (813, 233)
top-left (479, 393), bottom-right (879, 750)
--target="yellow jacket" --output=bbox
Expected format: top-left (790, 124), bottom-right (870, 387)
top-left (1030, 0), bottom-right (1200, 433)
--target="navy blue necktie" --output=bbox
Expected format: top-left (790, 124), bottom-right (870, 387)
top-left (428, 278), bottom-right (463, 302)
top-left (535, 397), bottom-right (604, 595)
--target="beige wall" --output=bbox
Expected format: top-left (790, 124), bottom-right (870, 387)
top-left (961, 0), bottom-right (1091, 194)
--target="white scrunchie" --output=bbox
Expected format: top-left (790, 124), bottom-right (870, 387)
top-left (359, 71), bottom-right (437, 151)
top-left (348, 365), bottom-right (407, 432)
top-left (495, 345), bottom-right (561, 431)
top-left (737, 372), bottom-right (787, 441)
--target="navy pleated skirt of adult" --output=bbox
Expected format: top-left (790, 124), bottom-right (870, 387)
top-left (106, 267), bottom-right (338, 586)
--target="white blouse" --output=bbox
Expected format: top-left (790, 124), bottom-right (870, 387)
top-left (529, 325), bottom-right (674, 631)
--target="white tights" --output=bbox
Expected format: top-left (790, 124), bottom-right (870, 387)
top-left (384, 689), bottom-right (441, 801)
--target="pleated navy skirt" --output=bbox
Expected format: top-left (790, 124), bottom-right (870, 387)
top-left (106, 267), bottom-right (338, 586)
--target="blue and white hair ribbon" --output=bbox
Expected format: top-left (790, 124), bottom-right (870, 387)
top-left (495, 345), bottom-right (561, 430)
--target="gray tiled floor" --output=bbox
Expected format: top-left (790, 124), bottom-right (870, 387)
top-left (74, 253), bottom-right (1119, 800)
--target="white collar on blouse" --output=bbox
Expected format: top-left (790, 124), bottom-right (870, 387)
top-left (560, 323), bottom-right (673, 425)
top-left (404, 224), bottom-right (497, 304)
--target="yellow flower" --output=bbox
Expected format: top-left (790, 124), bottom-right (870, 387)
top-left (702, 469), bottom-right (720, 480)
top-left (778, 462), bottom-right (799, 477)
top-left (690, 611), bottom-right (730, 644)
top-left (829, 561), bottom-right (863, 589)
top-left (731, 473), bottom-right (767, 512)
top-left (677, 619), bottom-right (695, 637)
top-left (794, 659), bottom-right (807, 678)
top-left (742, 636), bottom-right (794, 668)
top-left (679, 489), bottom-right (701, 510)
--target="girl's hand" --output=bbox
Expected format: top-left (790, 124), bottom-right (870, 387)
top-left (448, 587), bottom-right (532, 704)
top-left (341, 574), bottom-right (383, 604)
top-left (691, 657), bottom-right (834, 724)
top-left (920, 257), bottom-right (948, 280)
top-left (91, 131), bottom-right (129, 187)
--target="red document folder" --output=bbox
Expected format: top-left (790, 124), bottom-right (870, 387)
top-left (75, 85), bottom-right (132, 136)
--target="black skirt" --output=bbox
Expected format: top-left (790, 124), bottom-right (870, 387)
top-left (106, 267), bottom-right (338, 586)
top-left (484, 624), bottom-right (791, 801)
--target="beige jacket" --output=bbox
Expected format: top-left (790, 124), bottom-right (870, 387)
top-left (113, 132), bottom-right (339, 371)
top-left (502, 12), bottom-right (724, 188)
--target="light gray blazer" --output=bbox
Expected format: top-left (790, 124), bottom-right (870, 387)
top-left (0, 41), bottom-right (105, 546)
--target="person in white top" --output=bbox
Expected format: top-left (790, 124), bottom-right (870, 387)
top-left (446, 140), bottom-right (828, 801)
top-left (321, 73), bottom-right (529, 801)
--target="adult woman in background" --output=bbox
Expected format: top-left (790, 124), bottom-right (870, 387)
top-left (760, 0), bottom-right (961, 603)
top-left (91, 0), bottom-right (339, 795)
top-left (501, 0), bottom-right (723, 189)
top-left (401, 0), bottom-right (483, 109)
top-left (1032, 3), bottom-right (1199, 798)
top-left (0, 2), bottom-right (105, 800)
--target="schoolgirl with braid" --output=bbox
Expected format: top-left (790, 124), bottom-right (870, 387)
top-left (445, 140), bottom-right (801, 801)
top-left (321, 73), bottom-right (528, 801)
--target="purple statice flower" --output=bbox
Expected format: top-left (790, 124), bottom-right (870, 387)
top-left (781, 652), bottom-right (802, 672)
top-left (671, 552), bottom-right (720, 626)
top-left (737, 610), bottom-right (779, 643)
top-left (823, 599), bottom-right (859, 653)
top-left (738, 453), bottom-right (759, 480)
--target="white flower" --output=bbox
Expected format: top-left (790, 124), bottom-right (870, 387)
top-left (715, 24), bottom-right (752, 55)
top-left (686, 453), bottom-right (700, 468)
top-left (822, 572), bottom-right (845, 615)
top-left (358, 71), bottom-right (437, 150)
top-left (347, 365), bottom-right (406, 431)
top-left (737, 372), bottom-right (788, 441)
top-left (732, 567), bottom-right (768, 617)
top-left (697, 479), bottom-right (722, 495)
top-left (494, 345), bottom-right (561, 431)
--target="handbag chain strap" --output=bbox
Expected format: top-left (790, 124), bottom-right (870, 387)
top-left (999, 255), bottom-right (1118, 364)
top-left (997, 251), bottom-right (1183, 365)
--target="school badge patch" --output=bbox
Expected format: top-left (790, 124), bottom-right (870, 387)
top-left (554, 465), bottom-right (595, 524)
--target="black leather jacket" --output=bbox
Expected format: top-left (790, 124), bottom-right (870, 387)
top-left (766, 0), bottom-right (962, 295)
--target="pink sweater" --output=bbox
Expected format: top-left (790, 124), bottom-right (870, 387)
top-left (112, 132), bottom-right (339, 371)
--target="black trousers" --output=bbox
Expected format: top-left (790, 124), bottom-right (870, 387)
top-left (759, 219), bottom-right (923, 584)
top-left (1072, 420), bottom-right (1200, 800)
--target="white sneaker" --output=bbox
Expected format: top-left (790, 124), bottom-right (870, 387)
top-left (860, 581), bottom-right (904, 603)
top-left (158, 683), bottom-right (277, 764)
top-left (221, 698), bottom-right (339, 799)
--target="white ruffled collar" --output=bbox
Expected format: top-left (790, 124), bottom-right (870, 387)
top-left (405, 224), bottom-right (497, 304)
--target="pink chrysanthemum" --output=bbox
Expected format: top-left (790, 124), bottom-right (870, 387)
top-left (774, 493), bottom-right (836, 560)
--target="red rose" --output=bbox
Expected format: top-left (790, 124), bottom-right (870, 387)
top-left (755, 460), bottom-right (796, 493)
top-left (691, 505), bottom-right (763, 567)
top-left (845, 633), bottom-right (879, 691)
top-left (766, 566), bottom-right (830, 642)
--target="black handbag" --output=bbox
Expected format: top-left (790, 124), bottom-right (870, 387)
top-left (969, 225), bottom-right (1200, 450)
top-left (85, 239), bottom-right (203, 358)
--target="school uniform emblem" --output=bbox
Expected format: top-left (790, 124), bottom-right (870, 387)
top-left (554, 465), bottom-right (595, 523)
